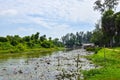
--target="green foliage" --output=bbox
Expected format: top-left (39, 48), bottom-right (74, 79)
top-left (0, 32), bottom-right (64, 53)
top-left (53, 38), bottom-right (64, 47)
top-left (93, 0), bottom-right (120, 47)
top-left (92, 10), bottom-right (120, 47)
top-left (91, 23), bottom-right (104, 46)
top-left (83, 69), bottom-right (101, 79)
top-left (16, 43), bottom-right (26, 51)
top-left (41, 40), bottom-right (53, 48)
top-left (86, 47), bottom-right (101, 54)
top-left (23, 36), bottom-right (31, 42)
top-left (83, 31), bottom-right (92, 43)
top-left (0, 42), bottom-right (13, 50)
top-left (34, 32), bottom-right (40, 40)
top-left (61, 31), bottom-right (92, 48)
top-left (94, 0), bottom-right (119, 13)
top-left (10, 39), bottom-right (18, 46)
top-left (102, 10), bottom-right (115, 47)
top-left (26, 41), bottom-right (34, 48)
top-left (40, 35), bottom-right (46, 42)
top-left (0, 37), bottom-right (8, 42)
top-left (83, 48), bottom-right (120, 80)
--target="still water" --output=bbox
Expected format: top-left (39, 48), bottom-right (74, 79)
top-left (0, 49), bottom-right (96, 80)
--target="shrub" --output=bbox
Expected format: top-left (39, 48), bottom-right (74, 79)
top-left (0, 42), bottom-right (13, 50)
top-left (41, 40), bottom-right (53, 48)
top-left (83, 69), bottom-right (101, 78)
top-left (16, 43), bottom-right (26, 51)
top-left (86, 47), bottom-right (101, 54)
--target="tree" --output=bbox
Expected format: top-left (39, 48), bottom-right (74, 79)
top-left (31, 34), bottom-right (35, 40)
top-left (23, 36), bottom-right (31, 42)
top-left (0, 37), bottom-right (8, 42)
top-left (49, 37), bottom-right (52, 41)
top-left (61, 32), bottom-right (82, 48)
top-left (40, 35), bottom-right (46, 42)
top-left (102, 10), bottom-right (115, 46)
top-left (76, 32), bottom-right (83, 45)
top-left (114, 12), bottom-right (120, 46)
top-left (34, 32), bottom-right (40, 40)
top-left (41, 40), bottom-right (52, 48)
top-left (91, 23), bottom-right (104, 46)
top-left (94, 0), bottom-right (119, 13)
top-left (94, 0), bottom-right (119, 47)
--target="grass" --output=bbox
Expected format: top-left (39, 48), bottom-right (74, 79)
top-left (83, 48), bottom-right (120, 80)
top-left (0, 47), bottom-right (65, 60)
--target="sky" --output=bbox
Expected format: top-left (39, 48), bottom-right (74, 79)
top-left (0, 0), bottom-right (120, 39)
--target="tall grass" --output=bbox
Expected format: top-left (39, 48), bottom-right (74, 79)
top-left (0, 47), bottom-right (65, 60)
top-left (83, 48), bottom-right (120, 80)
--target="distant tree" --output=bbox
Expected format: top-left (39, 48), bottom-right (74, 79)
top-left (10, 40), bottom-right (18, 46)
top-left (0, 32), bottom-right (65, 53)
top-left (49, 37), bottom-right (52, 41)
top-left (102, 10), bottom-right (115, 46)
top-left (93, 0), bottom-right (119, 47)
top-left (0, 37), bottom-right (8, 42)
top-left (14, 35), bottom-right (22, 43)
top-left (76, 32), bottom-right (83, 45)
top-left (40, 35), bottom-right (47, 42)
top-left (6, 35), bottom-right (20, 46)
top-left (94, 0), bottom-right (119, 13)
top-left (114, 12), bottom-right (120, 46)
top-left (41, 40), bottom-right (52, 48)
top-left (34, 32), bottom-right (40, 40)
top-left (61, 32), bottom-right (82, 48)
top-left (6, 35), bottom-right (13, 42)
top-left (53, 38), bottom-right (62, 47)
top-left (31, 34), bottom-right (35, 40)
top-left (0, 42), bottom-right (13, 50)
top-left (23, 36), bottom-right (31, 42)
top-left (91, 23), bottom-right (104, 46)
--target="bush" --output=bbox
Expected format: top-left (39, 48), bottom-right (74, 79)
top-left (26, 42), bottom-right (35, 48)
top-left (86, 47), bottom-right (101, 54)
top-left (0, 42), bottom-right (13, 50)
top-left (16, 44), bottom-right (26, 51)
top-left (9, 48), bottom-right (20, 53)
top-left (0, 37), bottom-right (8, 42)
top-left (41, 40), bottom-right (53, 48)
top-left (83, 69), bottom-right (101, 78)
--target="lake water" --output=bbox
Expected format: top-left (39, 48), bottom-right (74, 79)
top-left (0, 49), bottom-right (96, 80)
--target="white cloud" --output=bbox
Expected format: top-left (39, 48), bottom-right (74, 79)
top-left (0, 9), bottom-right (18, 16)
top-left (0, 0), bottom-right (100, 23)
top-left (18, 27), bottom-right (34, 32)
top-left (29, 17), bottom-right (71, 30)
top-left (30, 17), bottom-right (53, 29)
top-left (0, 0), bottom-right (102, 38)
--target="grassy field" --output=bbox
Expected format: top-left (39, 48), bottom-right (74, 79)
top-left (0, 47), bottom-right (65, 59)
top-left (83, 48), bottom-right (120, 80)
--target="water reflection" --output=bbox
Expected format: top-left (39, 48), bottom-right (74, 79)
top-left (0, 49), bottom-right (96, 80)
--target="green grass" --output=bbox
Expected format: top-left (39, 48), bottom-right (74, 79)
top-left (0, 47), bottom-right (65, 60)
top-left (83, 48), bottom-right (120, 80)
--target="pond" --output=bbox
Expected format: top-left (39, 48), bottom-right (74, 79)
top-left (0, 49), bottom-right (96, 80)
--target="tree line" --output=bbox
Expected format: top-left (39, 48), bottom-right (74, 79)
top-left (0, 32), bottom-right (64, 53)
top-left (92, 0), bottom-right (120, 47)
top-left (62, 0), bottom-right (120, 48)
top-left (61, 31), bottom-right (92, 48)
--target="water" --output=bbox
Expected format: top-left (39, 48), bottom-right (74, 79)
top-left (0, 49), bottom-right (96, 80)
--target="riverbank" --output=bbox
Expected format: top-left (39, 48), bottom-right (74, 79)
top-left (0, 47), bottom-right (65, 59)
top-left (0, 49), bottom-right (95, 80)
top-left (83, 48), bottom-right (120, 80)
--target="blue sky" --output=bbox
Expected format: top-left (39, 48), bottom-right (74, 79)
top-left (0, 0), bottom-right (120, 38)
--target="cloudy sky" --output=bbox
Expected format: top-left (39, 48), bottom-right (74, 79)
top-left (0, 0), bottom-right (120, 38)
